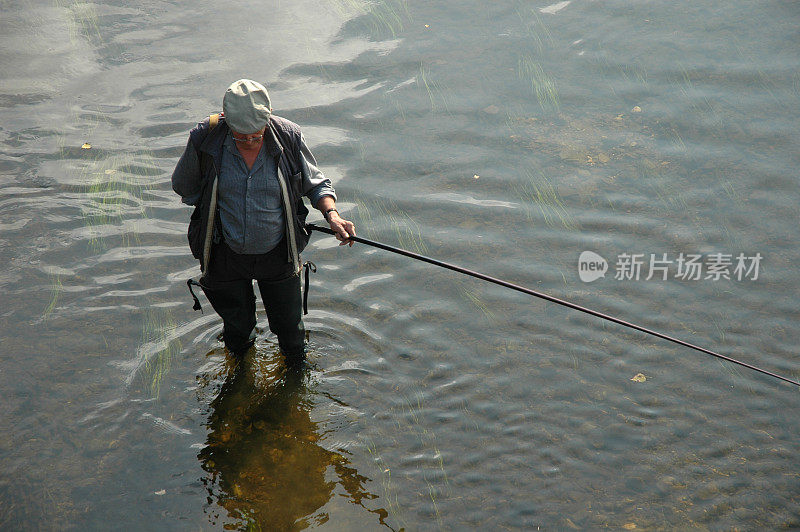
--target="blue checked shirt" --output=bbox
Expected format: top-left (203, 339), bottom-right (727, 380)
top-left (216, 133), bottom-right (335, 254)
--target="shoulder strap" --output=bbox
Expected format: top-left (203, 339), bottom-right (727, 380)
top-left (190, 113), bottom-right (221, 154)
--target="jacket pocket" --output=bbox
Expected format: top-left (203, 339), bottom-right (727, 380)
top-left (291, 171), bottom-right (303, 197)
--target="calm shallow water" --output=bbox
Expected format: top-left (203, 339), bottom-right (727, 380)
top-left (1, 0), bottom-right (799, 529)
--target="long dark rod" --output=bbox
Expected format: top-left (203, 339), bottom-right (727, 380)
top-left (307, 224), bottom-right (799, 387)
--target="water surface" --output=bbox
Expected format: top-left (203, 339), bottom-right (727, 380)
top-left (1, 0), bottom-right (798, 529)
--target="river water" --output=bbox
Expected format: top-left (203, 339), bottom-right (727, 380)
top-left (1, 0), bottom-right (798, 529)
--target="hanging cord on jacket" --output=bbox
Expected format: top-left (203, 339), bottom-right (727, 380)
top-left (187, 279), bottom-right (204, 312)
top-left (303, 261), bottom-right (316, 316)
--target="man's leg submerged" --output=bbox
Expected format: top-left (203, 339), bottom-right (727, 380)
top-left (201, 279), bottom-right (257, 355)
top-left (257, 273), bottom-right (306, 364)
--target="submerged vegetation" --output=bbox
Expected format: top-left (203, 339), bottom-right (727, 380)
top-left (365, 436), bottom-right (407, 529)
top-left (417, 63), bottom-right (451, 114)
top-left (325, 0), bottom-right (411, 40)
top-left (54, 0), bottom-right (103, 47)
top-left (352, 191), bottom-right (429, 255)
top-left (513, 4), bottom-right (554, 54)
top-left (362, 386), bottom-right (452, 530)
top-left (513, 168), bottom-right (578, 230)
top-left (78, 155), bottom-right (150, 251)
top-left (461, 287), bottom-right (498, 324)
top-left (137, 308), bottom-right (181, 398)
top-left (42, 272), bottom-right (63, 322)
top-left (517, 55), bottom-right (560, 114)
top-left (635, 159), bottom-right (688, 212)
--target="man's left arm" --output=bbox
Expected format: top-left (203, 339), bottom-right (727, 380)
top-left (299, 134), bottom-right (356, 246)
top-left (314, 195), bottom-right (355, 246)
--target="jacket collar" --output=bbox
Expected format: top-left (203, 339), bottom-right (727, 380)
top-left (263, 117), bottom-right (283, 158)
top-left (198, 116), bottom-right (282, 167)
top-left (197, 119), bottom-right (227, 164)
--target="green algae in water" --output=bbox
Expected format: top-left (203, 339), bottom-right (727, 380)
top-left (517, 56), bottom-right (560, 114)
top-left (325, 0), bottom-right (411, 40)
top-left (352, 190), bottom-right (429, 255)
top-left (42, 272), bottom-right (63, 322)
top-left (137, 307), bottom-right (181, 398)
top-left (513, 168), bottom-right (578, 230)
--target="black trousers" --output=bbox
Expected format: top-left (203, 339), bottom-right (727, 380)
top-left (200, 238), bottom-right (305, 359)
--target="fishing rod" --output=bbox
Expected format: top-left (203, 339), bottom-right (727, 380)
top-left (306, 224), bottom-right (800, 388)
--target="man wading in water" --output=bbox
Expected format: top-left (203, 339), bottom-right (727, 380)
top-left (172, 79), bottom-right (355, 366)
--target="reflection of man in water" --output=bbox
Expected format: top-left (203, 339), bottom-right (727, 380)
top-left (198, 353), bottom-right (388, 529)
